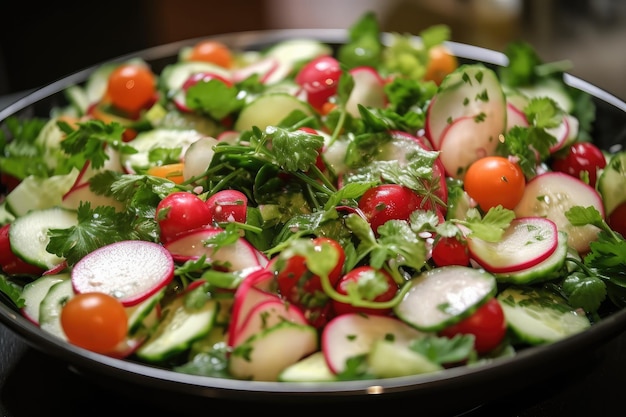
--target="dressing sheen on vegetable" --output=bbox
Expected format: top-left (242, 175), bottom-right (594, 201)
top-left (1, 11), bottom-right (625, 383)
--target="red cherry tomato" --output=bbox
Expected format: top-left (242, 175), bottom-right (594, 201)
top-left (295, 56), bottom-right (342, 110)
top-left (274, 237), bottom-right (346, 328)
top-left (206, 189), bottom-right (248, 224)
top-left (358, 184), bottom-right (425, 234)
top-left (551, 142), bottom-right (607, 188)
top-left (463, 156), bottom-right (526, 211)
top-left (0, 224), bottom-right (44, 276)
top-left (61, 292), bottom-right (128, 354)
top-left (332, 265), bottom-right (398, 316)
top-left (155, 191), bottom-right (212, 243)
top-left (106, 64), bottom-right (157, 115)
top-left (431, 236), bottom-right (470, 267)
top-left (187, 40), bottom-right (233, 68)
top-left (439, 298), bottom-right (507, 354)
top-left (608, 201), bottom-right (626, 237)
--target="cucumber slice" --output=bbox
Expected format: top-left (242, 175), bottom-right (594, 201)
top-left (9, 207), bottom-right (78, 270)
top-left (494, 231), bottom-right (569, 284)
top-left (21, 273), bottom-right (70, 324)
top-left (5, 170), bottom-right (79, 217)
top-left (497, 286), bottom-right (591, 345)
top-left (597, 150), bottom-right (626, 216)
top-left (277, 351), bottom-right (336, 382)
top-left (0, 201), bottom-right (15, 225)
top-left (517, 77), bottom-right (574, 113)
top-left (367, 339), bottom-right (442, 378)
top-left (394, 266), bottom-right (497, 332)
top-left (38, 278), bottom-right (75, 341)
top-left (229, 320), bottom-right (318, 381)
top-left (233, 92), bottom-right (313, 132)
top-left (135, 296), bottom-right (219, 362)
top-left (262, 38), bottom-right (332, 85)
top-left (125, 289), bottom-right (164, 335)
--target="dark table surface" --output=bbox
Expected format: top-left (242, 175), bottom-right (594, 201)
top-left (2, 92), bottom-right (626, 417)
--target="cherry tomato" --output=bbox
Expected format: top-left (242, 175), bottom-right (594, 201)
top-left (155, 191), bottom-right (212, 243)
top-left (187, 40), bottom-right (233, 68)
top-left (431, 236), bottom-right (470, 267)
top-left (463, 156), bottom-right (526, 211)
top-left (206, 189), bottom-right (248, 224)
top-left (60, 292), bottom-right (128, 354)
top-left (551, 141), bottom-right (607, 188)
top-left (608, 201), bottom-right (626, 237)
top-left (106, 64), bottom-right (157, 115)
top-left (358, 184), bottom-right (425, 234)
top-left (332, 266), bottom-right (398, 316)
top-left (0, 224), bottom-right (45, 276)
top-left (424, 44), bottom-right (458, 85)
top-left (0, 172), bottom-right (20, 194)
top-left (274, 237), bottom-right (346, 328)
top-left (439, 298), bottom-right (507, 354)
top-left (295, 55), bottom-right (342, 110)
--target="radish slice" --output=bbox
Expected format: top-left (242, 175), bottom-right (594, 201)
top-left (231, 57), bottom-right (280, 83)
top-left (467, 217), bottom-right (559, 273)
top-left (71, 240), bottom-right (175, 307)
top-left (228, 269), bottom-right (276, 344)
top-left (425, 64), bottom-right (506, 151)
top-left (62, 182), bottom-right (125, 212)
top-left (321, 313), bottom-right (425, 374)
top-left (514, 171), bottom-right (604, 253)
top-left (506, 102), bottom-right (529, 131)
top-left (437, 115), bottom-right (501, 179)
top-left (230, 298), bottom-right (308, 347)
top-left (345, 66), bottom-right (387, 117)
top-left (545, 114), bottom-right (570, 153)
top-left (163, 227), bottom-right (268, 271)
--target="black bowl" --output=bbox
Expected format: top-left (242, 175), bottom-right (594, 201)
top-left (1, 29), bottom-right (626, 416)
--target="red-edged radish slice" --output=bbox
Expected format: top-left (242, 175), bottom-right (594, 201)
top-left (467, 217), bottom-right (559, 273)
top-left (514, 171), bottom-right (604, 253)
top-left (345, 66), bottom-right (387, 117)
top-left (437, 115), bottom-right (501, 179)
top-left (173, 71), bottom-right (234, 113)
top-left (228, 321), bottom-right (318, 381)
top-left (72, 145), bottom-right (123, 188)
top-left (321, 313), bottom-right (425, 375)
top-left (425, 64), bottom-right (506, 151)
top-left (216, 130), bottom-right (240, 144)
top-left (71, 240), bottom-right (174, 307)
top-left (230, 299), bottom-right (308, 347)
top-left (231, 56), bottom-right (280, 83)
top-left (182, 136), bottom-right (220, 182)
top-left (546, 114), bottom-right (578, 153)
top-left (228, 269), bottom-right (276, 343)
top-left (62, 182), bottom-right (125, 212)
top-left (506, 102), bottom-right (529, 131)
top-left (163, 227), bottom-right (268, 270)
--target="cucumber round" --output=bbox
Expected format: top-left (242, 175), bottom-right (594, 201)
top-left (233, 92), bottom-right (313, 132)
top-left (9, 207), bottom-right (78, 270)
top-left (394, 266), bottom-right (497, 332)
top-left (597, 150), bottom-right (626, 216)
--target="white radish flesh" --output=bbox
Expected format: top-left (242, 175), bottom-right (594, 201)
top-left (467, 217), bottom-right (559, 273)
top-left (71, 240), bottom-right (175, 307)
top-left (321, 313), bottom-right (425, 374)
top-left (345, 66), bottom-right (387, 117)
top-left (514, 171), bottom-right (604, 253)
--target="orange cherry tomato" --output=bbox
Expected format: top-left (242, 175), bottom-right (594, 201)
top-left (147, 163), bottom-right (185, 184)
top-left (424, 44), bottom-right (458, 85)
top-left (61, 292), bottom-right (128, 354)
top-left (187, 40), bottom-right (233, 68)
top-left (106, 64), bottom-right (156, 114)
top-left (463, 156), bottom-right (526, 211)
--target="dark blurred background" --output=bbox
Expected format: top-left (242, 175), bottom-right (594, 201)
top-left (0, 0), bottom-right (624, 100)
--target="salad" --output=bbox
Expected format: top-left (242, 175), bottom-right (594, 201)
top-left (1, 11), bottom-right (625, 383)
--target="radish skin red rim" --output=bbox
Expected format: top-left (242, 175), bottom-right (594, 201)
top-left (71, 240), bottom-right (175, 307)
top-left (467, 217), bottom-right (559, 273)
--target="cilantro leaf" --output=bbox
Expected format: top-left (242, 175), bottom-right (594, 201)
top-left (185, 79), bottom-right (243, 120)
top-left (264, 126), bottom-right (324, 172)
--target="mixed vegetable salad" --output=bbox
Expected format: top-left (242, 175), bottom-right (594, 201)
top-left (1, 11), bottom-right (626, 382)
